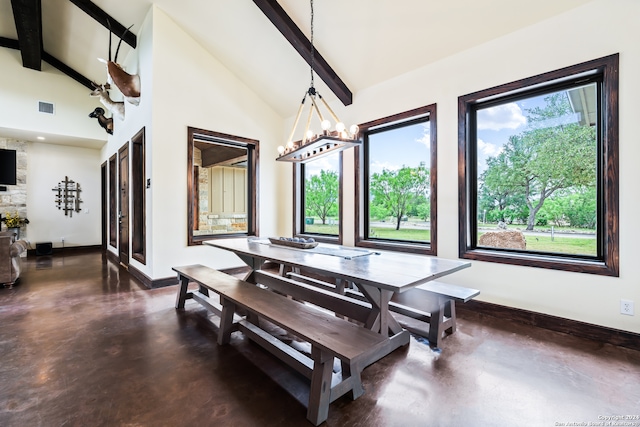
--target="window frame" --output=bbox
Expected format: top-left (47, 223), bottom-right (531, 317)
top-left (293, 152), bottom-right (343, 244)
top-left (187, 127), bottom-right (259, 246)
top-left (458, 54), bottom-right (619, 276)
top-left (131, 127), bottom-right (146, 264)
top-left (355, 104), bottom-right (438, 255)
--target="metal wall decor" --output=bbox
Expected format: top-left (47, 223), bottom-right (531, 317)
top-left (52, 176), bottom-right (83, 217)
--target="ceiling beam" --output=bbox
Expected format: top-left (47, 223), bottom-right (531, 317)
top-left (68, 0), bottom-right (137, 49)
top-left (42, 52), bottom-right (94, 90)
top-left (10, 0), bottom-right (43, 70)
top-left (0, 37), bottom-right (93, 90)
top-left (252, 0), bottom-right (352, 106)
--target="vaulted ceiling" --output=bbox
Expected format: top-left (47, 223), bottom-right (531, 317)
top-left (0, 0), bottom-right (595, 144)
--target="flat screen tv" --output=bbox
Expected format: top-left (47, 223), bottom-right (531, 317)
top-left (0, 149), bottom-right (17, 185)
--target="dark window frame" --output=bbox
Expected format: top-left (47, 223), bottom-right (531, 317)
top-left (131, 127), bottom-right (146, 264)
top-left (355, 104), bottom-right (438, 255)
top-left (458, 54), bottom-right (619, 276)
top-left (293, 152), bottom-right (343, 245)
top-left (187, 127), bottom-right (259, 246)
top-left (108, 153), bottom-right (117, 248)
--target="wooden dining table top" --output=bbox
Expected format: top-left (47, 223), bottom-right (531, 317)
top-left (205, 238), bottom-right (471, 293)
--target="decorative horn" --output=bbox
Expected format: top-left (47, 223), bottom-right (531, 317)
top-left (114, 25), bottom-right (134, 64)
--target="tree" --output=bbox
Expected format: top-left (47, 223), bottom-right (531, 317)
top-left (370, 165), bottom-right (429, 230)
top-left (305, 170), bottom-right (338, 225)
top-left (480, 92), bottom-right (597, 230)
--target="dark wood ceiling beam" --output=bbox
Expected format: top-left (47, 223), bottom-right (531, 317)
top-left (0, 38), bottom-right (93, 90)
top-left (10, 0), bottom-right (43, 70)
top-left (68, 0), bottom-right (137, 48)
top-left (42, 52), bottom-right (94, 90)
top-left (252, 0), bottom-right (352, 106)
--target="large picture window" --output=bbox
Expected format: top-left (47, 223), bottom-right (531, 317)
top-left (458, 54), bottom-right (618, 276)
top-left (294, 152), bottom-right (342, 243)
top-left (356, 104), bottom-right (437, 255)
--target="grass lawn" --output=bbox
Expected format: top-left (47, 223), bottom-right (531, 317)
top-left (306, 220), bottom-right (595, 255)
top-left (478, 232), bottom-right (596, 256)
top-left (305, 222), bottom-right (431, 242)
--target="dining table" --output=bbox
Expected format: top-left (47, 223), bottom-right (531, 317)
top-left (205, 237), bottom-right (472, 362)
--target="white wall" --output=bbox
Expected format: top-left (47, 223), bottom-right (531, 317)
top-left (307, 0), bottom-right (639, 333)
top-left (102, 6), bottom-right (286, 280)
top-left (0, 48), bottom-right (107, 141)
top-left (26, 142), bottom-right (101, 248)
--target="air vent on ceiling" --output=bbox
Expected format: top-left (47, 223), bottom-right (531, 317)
top-left (38, 101), bottom-right (55, 115)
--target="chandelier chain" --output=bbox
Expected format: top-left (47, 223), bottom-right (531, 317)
top-left (310, 0), bottom-right (315, 89)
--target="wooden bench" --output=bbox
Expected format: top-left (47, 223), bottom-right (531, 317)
top-left (286, 271), bottom-right (480, 348)
top-left (173, 264), bottom-right (390, 426)
top-left (390, 281), bottom-right (480, 348)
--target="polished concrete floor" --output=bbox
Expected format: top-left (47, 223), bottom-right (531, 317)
top-left (1, 250), bottom-right (639, 427)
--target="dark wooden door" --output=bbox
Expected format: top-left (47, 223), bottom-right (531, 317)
top-left (101, 162), bottom-right (107, 250)
top-left (118, 143), bottom-right (129, 266)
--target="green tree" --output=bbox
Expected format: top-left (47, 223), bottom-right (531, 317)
top-left (480, 92), bottom-right (596, 230)
top-left (305, 170), bottom-right (338, 225)
top-left (370, 165), bottom-right (429, 230)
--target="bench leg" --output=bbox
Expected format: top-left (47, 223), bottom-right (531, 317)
top-left (428, 298), bottom-right (457, 347)
top-left (175, 275), bottom-right (190, 310)
top-left (218, 298), bottom-right (236, 345)
top-left (428, 300), bottom-right (446, 348)
top-left (198, 284), bottom-right (210, 297)
top-left (444, 299), bottom-right (457, 335)
top-left (307, 346), bottom-right (333, 426)
top-left (341, 361), bottom-right (364, 400)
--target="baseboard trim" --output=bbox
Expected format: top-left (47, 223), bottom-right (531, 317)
top-left (126, 264), bottom-right (249, 290)
top-left (128, 264), bottom-right (176, 289)
top-left (458, 300), bottom-right (640, 352)
top-left (105, 250), bottom-right (119, 265)
top-left (27, 245), bottom-right (102, 256)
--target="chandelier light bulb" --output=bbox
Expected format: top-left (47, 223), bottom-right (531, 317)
top-left (277, 145), bottom-right (285, 154)
top-left (349, 124), bottom-right (359, 136)
top-left (287, 140), bottom-right (294, 149)
top-left (306, 130), bottom-right (315, 140)
top-left (321, 120), bottom-right (332, 131)
top-left (335, 122), bottom-right (346, 133)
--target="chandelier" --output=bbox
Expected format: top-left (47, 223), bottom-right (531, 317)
top-left (276, 0), bottom-right (360, 163)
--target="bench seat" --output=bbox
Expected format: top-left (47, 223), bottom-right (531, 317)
top-left (286, 271), bottom-right (480, 348)
top-left (173, 264), bottom-right (390, 425)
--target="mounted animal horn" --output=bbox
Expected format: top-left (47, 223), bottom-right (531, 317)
top-left (98, 22), bottom-right (141, 105)
top-left (113, 25), bottom-right (133, 65)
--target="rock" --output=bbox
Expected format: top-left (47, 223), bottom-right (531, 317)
top-left (478, 230), bottom-right (526, 250)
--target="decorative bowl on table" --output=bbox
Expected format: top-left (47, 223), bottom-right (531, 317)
top-left (268, 237), bottom-right (318, 249)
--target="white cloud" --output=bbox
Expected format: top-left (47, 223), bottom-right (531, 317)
top-left (478, 138), bottom-right (502, 157)
top-left (305, 156), bottom-right (339, 176)
top-left (416, 123), bottom-right (430, 146)
top-left (370, 160), bottom-right (400, 175)
top-left (477, 103), bottom-right (526, 131)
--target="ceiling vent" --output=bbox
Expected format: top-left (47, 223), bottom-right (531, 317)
top-left (38, 101), bottom-right (55, 115)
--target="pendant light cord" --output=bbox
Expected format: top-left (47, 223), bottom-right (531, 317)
top-left (309, 0), bottom-right (315, 90)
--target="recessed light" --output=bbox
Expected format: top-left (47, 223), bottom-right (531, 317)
top-left (37, 136), bottom-right (45, 140)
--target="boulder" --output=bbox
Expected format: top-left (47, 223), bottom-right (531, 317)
top-left (478, 230), bottom-right (526, 250)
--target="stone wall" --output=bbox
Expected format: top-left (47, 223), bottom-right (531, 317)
top-left (0, 138), bottom-right (28, 240)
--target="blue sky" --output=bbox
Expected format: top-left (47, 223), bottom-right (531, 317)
top-left (368, 122), bottom-right (430, 174)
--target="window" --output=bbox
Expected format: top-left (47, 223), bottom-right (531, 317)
top-left (188, 127), bottom-right (259, 245)
top-left (356, 104), bottom-right (437, 255)
top-left (294, 152), bottom-right (342, 243)
top-left (458, 54), bottom-right (618, 276)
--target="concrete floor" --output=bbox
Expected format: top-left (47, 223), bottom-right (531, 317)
top-left (1, 250), bottom-right (639, 426)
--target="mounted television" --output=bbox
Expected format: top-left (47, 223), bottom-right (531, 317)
top-left (0, 149), bottom-right (17, 185)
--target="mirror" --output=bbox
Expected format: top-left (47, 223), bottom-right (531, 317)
top-left (188, 127), bottom-right (259, 245)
